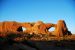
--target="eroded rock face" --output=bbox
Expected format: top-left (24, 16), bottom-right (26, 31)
top-left (0, 22), bottom-right (32, 33)
top-left (0, 21), bottom-right (20, 32)
top-left (53, 20), bottom-right (70, 37)
top-left (0, 20), bottom-right (72, 37)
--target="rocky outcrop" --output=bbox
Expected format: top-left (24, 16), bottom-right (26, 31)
top-left (53, 20), bottom-right (68, 37)
top-left (0, 20), bottom-right (72, 37)
top-left (0, 21), bottom-right (20, 32)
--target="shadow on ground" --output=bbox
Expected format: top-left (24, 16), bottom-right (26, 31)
top-left (0, 32), bottom-right (75, 50)
top-left (0, 39), bottom-right (75, 50)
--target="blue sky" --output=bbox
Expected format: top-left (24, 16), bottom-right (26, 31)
top-left (0, 0), bottom-right (75, 34)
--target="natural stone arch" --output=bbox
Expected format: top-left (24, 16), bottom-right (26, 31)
top-left (45, 23), bottom-right (57, 36)
top-left (0, 20), bottom-right (72, 36)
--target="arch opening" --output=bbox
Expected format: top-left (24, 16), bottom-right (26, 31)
top-left (48, 27), bottom-right (55, 32)
top-left (22, 27), bottom-right (26, 32)
top-left (17, 26), bottom-right (26, 32)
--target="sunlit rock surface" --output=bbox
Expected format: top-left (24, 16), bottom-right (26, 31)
top-left (0, 20), bottom-right (74, 50)
top-left (0, 20), bottom-right (72, 37)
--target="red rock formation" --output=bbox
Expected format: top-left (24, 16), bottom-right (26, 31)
top-left (32, 21), bottom-right (45, 34)
top-left (0, 20), bottom-right (72, 37)
top-left (0, 22), bottom-right (32, 32)
top-left (31, 21), bottom-right (56, 34)
top-left (53, 20), bottom-right (69, 37)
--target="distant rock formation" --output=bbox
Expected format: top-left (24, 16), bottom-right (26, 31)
top-left (0, 20), bottom-right (72, 37)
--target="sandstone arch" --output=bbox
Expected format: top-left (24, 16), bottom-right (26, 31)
top-left (44, 23), bottom-right (57, 36)
top-left (0, 20), bottom-right (72, 37)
